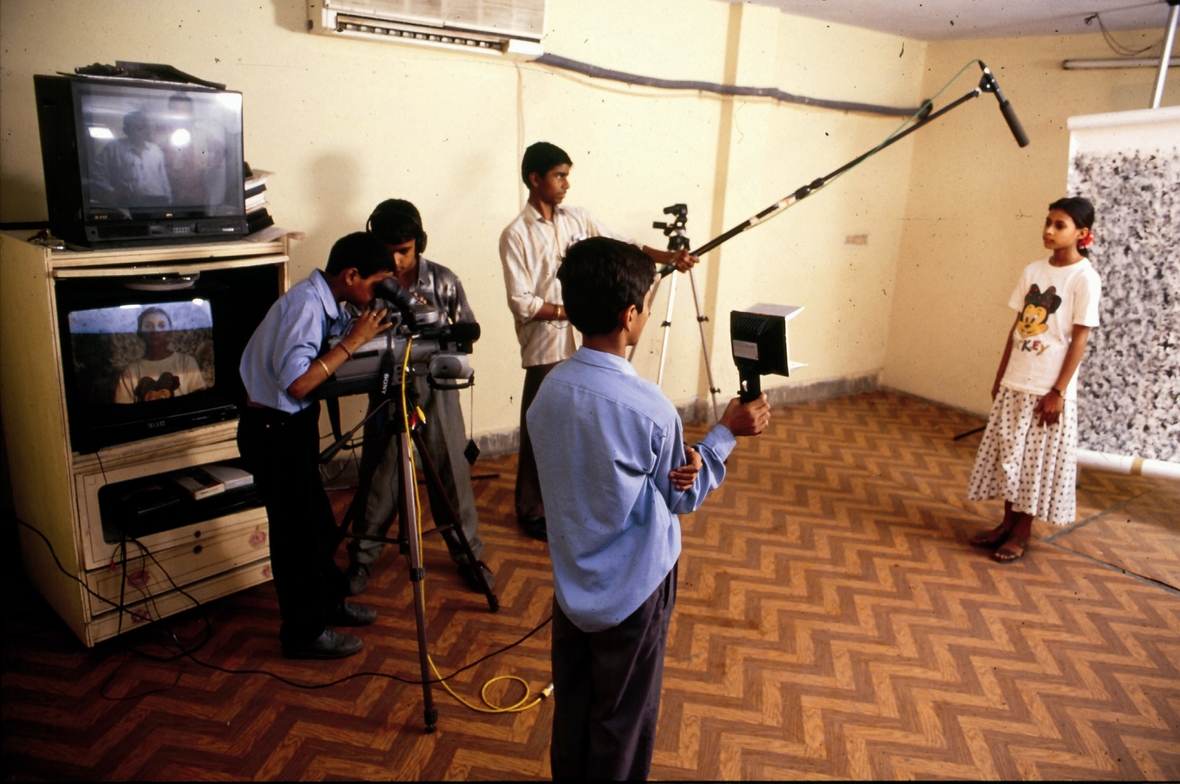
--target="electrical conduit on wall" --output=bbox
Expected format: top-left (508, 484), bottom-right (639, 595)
top-left (531, 53), bottom-right (925, 118)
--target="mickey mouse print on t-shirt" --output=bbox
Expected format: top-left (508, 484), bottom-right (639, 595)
top-left (1016, 284), bottom-right (1062, 355)
top-left (133, 371), bottom-right (181, 402)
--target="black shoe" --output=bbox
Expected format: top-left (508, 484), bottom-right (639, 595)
top-left (282, 629), bottom-right (363, 660)
top-left (518, 516), bottom-right (548, 542)
top-left (345, 563), bottom-right (370, 596)
top-left (457, 560), bottom-right (496, 593)
top-left (328, 600), bottom-right (378, 627)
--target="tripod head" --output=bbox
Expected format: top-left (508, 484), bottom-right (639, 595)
top-left (315, 324), bottom-right (479, 463)
top-left (653, 203), bottom-right (690, 252)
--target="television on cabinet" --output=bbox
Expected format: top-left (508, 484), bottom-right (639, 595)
top-left (34, 74), bottom-right (248, 248)
top-left (56, 265), bottom-right (278, 453)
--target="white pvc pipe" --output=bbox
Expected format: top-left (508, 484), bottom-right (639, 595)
top-left (1151, 2), bottom-right (1180, 109)
top-left (1077, 448), bottom-right (1180, 482)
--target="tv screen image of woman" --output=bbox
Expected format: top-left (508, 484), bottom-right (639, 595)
top-left (67, 300), bottom-right (214, 406)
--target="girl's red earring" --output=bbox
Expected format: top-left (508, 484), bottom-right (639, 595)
top-left (1078, 233), bottom-right (1094, 249)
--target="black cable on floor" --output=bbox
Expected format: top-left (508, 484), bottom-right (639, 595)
top-left (15, 517), bottom-right (553, 693)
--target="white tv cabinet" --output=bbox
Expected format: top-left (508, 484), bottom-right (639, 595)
top-left (0, 232), bottom-right (289, 646)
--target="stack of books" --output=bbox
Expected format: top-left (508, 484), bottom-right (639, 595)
top-left (243, 166), bottom-right (274, 235)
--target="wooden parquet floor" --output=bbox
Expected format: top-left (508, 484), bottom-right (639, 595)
top-left (3, 391), bottom-right (1178, 780)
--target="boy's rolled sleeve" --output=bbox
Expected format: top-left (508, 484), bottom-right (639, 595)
top-left (667, 423), bottom-right (736, 515)
top-left (500, 231), bottom-right (544, 323)
top-left (273, 306), bottom-right (329, 394)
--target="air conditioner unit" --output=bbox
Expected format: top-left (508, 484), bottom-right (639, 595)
top-left (308, 0), bottom-right (545, 58)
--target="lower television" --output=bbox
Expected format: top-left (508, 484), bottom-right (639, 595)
top-left (57, 264), bottom-right (279, 454)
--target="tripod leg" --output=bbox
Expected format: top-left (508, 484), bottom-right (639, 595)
top-left (397, 430), bottom-right (437, 733)
top-left (410, 428), bottom-right (499, 612)
top-left (338, 399), bottom-right (393, 536)
top-left (628, 274), bottom-right (663, 363)
top-left (687, 267), bottom-right (721, 422)
top-left (656, 272), bottom-right (679, 387)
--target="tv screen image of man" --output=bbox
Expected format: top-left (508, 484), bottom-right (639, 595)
top-left (90, 110), bottom-right (173, 207)
top-left (527, 236), bottom-right (769, 780)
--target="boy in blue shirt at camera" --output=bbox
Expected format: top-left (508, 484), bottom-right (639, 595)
top-left (238, 232), bottom-right (394, 660)
top-left (527, 236), bottom-right (770, 779)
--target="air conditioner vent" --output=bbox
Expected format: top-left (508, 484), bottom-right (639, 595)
top-left (309, 0), bottom-right (545, 58)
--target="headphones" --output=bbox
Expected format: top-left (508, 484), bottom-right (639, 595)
top-left (367, 199), bottom-right (427, 255)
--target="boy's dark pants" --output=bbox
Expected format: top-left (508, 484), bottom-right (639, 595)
top-left (237, 402), bottom-right (348, 649)
top-left (550, 564), bottom-right (678, 781)
top-left (516, 362), bottom-right (556, 522)
top-left (349, 378), bottom-right (483, 568)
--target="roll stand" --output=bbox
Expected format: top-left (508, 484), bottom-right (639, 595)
top-left (631, 204), bottom-right (722, 422)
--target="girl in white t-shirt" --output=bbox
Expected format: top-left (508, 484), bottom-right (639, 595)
top-left (967, 197), bottom-right (1101, 563)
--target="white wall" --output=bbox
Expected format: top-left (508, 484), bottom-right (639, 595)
top-left (6, 0), bottom-right (1170, 458)
top-left (0, 0), bottom-right (929, 450)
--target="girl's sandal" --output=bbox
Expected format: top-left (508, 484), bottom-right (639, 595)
top-left (993, 537), bottom-right (1028, 563)
top-left (971, 527), bottom-right (1011, 549)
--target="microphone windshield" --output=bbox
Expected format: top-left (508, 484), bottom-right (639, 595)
top-left (1000, 100), bottom-right (1030, 148)
top-left (978, 61), bottom-right (1030, 148)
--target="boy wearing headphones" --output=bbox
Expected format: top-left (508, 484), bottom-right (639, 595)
top-left (238, 232), bottom-right (393, 659)
top-left (345, 199), bottom-right (493, 595)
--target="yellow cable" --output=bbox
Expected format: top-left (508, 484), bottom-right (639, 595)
top-left (398, 337), bottom-right (427, 557)
top-left (397, 337), bottom-right (549, 714)
top-left (427, 656), bottom-right (550, 713)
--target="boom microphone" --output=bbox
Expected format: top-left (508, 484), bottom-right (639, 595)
top-left (978, 61), bottom-right (1030, 148)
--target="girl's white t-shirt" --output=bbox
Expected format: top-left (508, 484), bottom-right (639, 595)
top-left (114, 352), bottom-right (207, 404)
top-left (1001, 257), bottom-right (1101, 399)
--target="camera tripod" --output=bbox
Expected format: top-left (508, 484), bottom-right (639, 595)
top-left (630, 203), bottom-right (722, 422)
top-left (326, 352), bottom-right (497, 734)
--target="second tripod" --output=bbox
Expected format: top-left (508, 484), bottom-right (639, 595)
top-left (632, 203), bottom-right (721, 421)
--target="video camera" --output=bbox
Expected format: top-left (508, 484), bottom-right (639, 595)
top-left (314, 278), bottom-right (480, 401)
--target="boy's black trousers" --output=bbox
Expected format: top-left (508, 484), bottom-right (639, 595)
top-left (237, 402), bottom-right (348, 649)
top-left (550, 563), bottom-right (678, 781)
